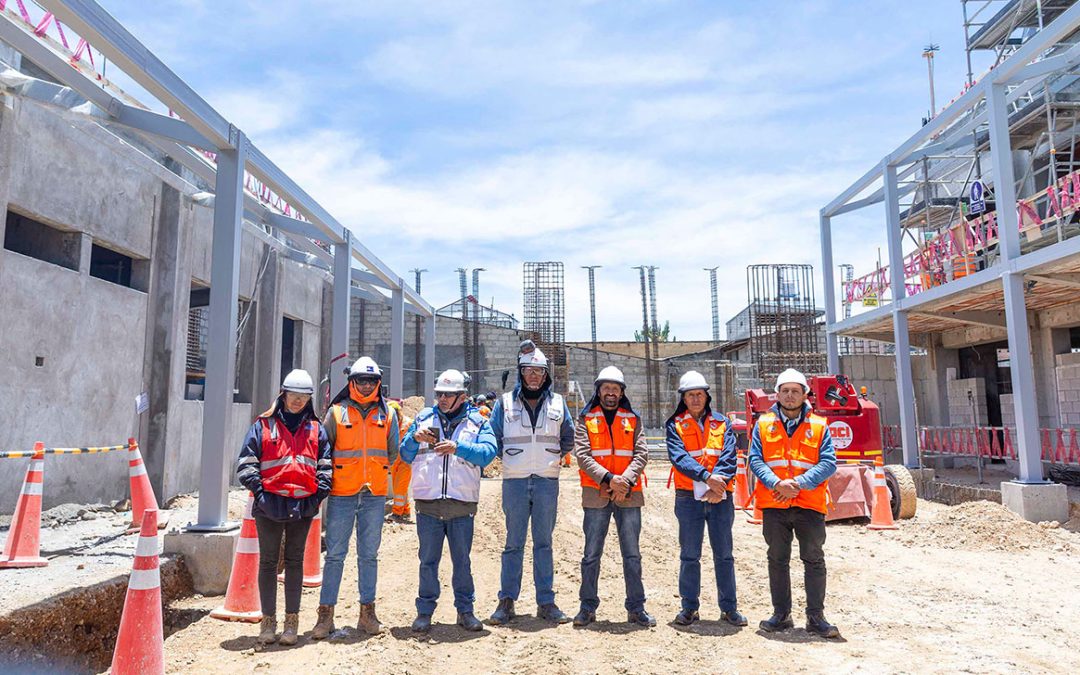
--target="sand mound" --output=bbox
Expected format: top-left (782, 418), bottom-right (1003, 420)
top-left (902, 500), bottom-right (1076, 553)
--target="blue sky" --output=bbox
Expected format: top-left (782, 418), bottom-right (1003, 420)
top-left (101, 0), bottom-right (993, 341)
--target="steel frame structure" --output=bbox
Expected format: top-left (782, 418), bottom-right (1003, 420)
top-left (1, 0), bottom-right (437, 528)
top-left (820, 3), bottom-right (1080, 484)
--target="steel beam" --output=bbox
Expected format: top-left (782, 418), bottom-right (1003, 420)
top-left (988, 81), bottom-right (1045, 484)
top-left (192, 128), bottom-right (246, 531)
top-left (1026, 273), bottom-right (1080, 289)
top-left (268, 212), bottom-right (344, 246)
top-left (910, 310), bottom-right (1008, 329)
top-left (330, 230), bottom-right (352, 399)
top-left (112, 102), bottom-right (215, 151)
top-left (425, 315), bottom-right (436, 402)
top-left (884, 162), bottom-right (920, 468)
top-left (819, 213), bottom-right (840, 373)
top-left (390, 287), bottom-right (405, 398)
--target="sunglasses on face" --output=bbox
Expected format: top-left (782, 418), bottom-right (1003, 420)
top-left (522, 367), bottom-right (545, 376)
top-left (435, 392), bottom-right (462, 400)
top-left (351, 377), bottom-right (380, 385)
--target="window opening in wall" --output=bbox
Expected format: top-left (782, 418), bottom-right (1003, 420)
top-left (3, 210), bottom-right (80, 270)
top-left (281, 317), bottom-right (298, 379)
top-left (89, 244), bottom-right (132, 287)
top-left (185, 287), bottom-right (250, 402)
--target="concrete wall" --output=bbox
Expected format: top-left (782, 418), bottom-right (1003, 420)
top-left (1056, 352), bottom-right (1080, 426)
top-left (0, 96), bottom-right (336, 512)
top-left (947, 377), bottom-right (989, 426)
top-left (838, 354), bottom-right (943, 427)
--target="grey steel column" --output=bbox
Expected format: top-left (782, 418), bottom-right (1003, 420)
top-left (424, 313), bottom-right (436, 402)
top-left (330, 229), bottom-right (351, 400)
top-left (193, 127), bottom-right (246, 530)
top-left (988, 82), bottom-right (1045, 484)
top-left (884, 161), bottom-right (920, 468)
top-left (390, 284), bottom-right (405, 398)
top-left (820, 212), bottom-right (840, 374)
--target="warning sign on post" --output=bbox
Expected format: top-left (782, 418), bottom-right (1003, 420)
top-left (829, 420), bottom-right (853, 449)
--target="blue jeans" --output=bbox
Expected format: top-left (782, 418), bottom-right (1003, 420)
top-left (319, 492), bottom-right (385, 606)
top-left (499, 476), bottom-right (559, 605)
top-left (675, 494), bottom-right (737, 613)
top-left (579, 503), bottom-right (645, 614)
top-left (416, 512), bottom-right (476, 615)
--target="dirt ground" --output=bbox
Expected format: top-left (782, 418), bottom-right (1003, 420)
top-left (159, 477), bottom-right (1080, 675)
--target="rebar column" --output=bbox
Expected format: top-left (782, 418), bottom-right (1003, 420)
top-left (705, 267), bottom-right (719, 342)
top-left (582, 265), bottom-right (601, 375)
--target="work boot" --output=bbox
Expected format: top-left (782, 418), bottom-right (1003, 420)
top-left (805, 613), bottom-right (841, 639)
top-left (457, 612), bottom-right (484, 632)
top-left (721, 610), bottom-right (748, 627)
top-left (412, 613), bottom-right (433, 633)
top-left (572, 608), bottom-right (596, 628)
top-left (487, 598), bottom-right (515, 625)
top-left (278, 613), bottom-right (299, 646)
top-left (759, 612), bottom-right (794, 632)
top-left (257, 616), bottom-right (278, 644)
top-left (357, 602), bottom-right (384, 635)
top-left (627, 609), bottom-right (657, 628)
top-left (311, 604), bottom-right (335, 640)
top-left (673, 609), bottom-right (699, 626)
top-left (537, 603), bottom-right (570, 624)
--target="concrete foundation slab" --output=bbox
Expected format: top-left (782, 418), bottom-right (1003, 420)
top-left (163, 529), bottom-right (239, 595)
top-left (1000, 481), bottom-right (1070, 523)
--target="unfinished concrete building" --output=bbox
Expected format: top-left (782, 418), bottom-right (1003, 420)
top-left (821, 0), bottom-right (1080, 522)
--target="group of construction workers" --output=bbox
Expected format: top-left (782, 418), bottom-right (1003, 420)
top-left (236, 341), bottom-right (840, 646)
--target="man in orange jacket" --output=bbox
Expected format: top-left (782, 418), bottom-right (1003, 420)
top-left (748, 368), bottom-right (839, 639)
top-left (387, 399), bottom-right (413, 523)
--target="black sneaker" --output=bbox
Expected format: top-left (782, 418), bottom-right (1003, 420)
top-left (572, 608), bottom-right (596, 627)
top-left (627, 609), bottom-right (657, 628)
top-left (411, 613), bottom-right (432, 633)
top-left (457, 612), bottom-right (483, 632)
top-left (537, 603), bottom-right (570, 624)
top-left (805, 613), bottom-right (840, 638)
top-left (721, 610), bottom-right (748, 626)
top-left (487, 598), bottom-right (515, 625)
top-left (759, 613), bottom-right (794, 632)
top-left (673, 609), bottom-right (699, 626)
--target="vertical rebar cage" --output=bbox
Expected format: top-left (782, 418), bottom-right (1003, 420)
top-left (523, 262), bottom-right (566, 367)
top-left (746, 264), bottom-right (826, 380)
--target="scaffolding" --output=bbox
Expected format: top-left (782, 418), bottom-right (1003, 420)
top-left (746, 264), bottom-right (826, 380)
top-left (523, 262), bottom-right (567, 380)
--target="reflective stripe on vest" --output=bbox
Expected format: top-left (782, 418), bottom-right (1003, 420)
top-left (259, 418), bottom-right (320, 499)
top-left (751, 412), bottom-right (829, 514)
top-left (580, 406), bottom-right (641, 492)
top-left (500, 391), bottom-right (564, 479)
top-left (670, 411), bottom-right (730, 492)
top-left (410, 411), bottom-right (483, 503)
top-left (330, 402), bottom-right (394, 496)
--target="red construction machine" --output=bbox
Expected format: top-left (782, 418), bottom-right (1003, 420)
top-left (736, 374), bottom-right (917, 522)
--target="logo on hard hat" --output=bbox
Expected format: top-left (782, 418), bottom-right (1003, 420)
top-left (367, 366), bottom-right (375, 372)
top-left (829, 421), bottom-right (853, 449)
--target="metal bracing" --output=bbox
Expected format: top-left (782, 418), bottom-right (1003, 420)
top-left (330, 230), bottom-right (352, 401)
top-left (193, 131), bottom-right (247, 530)
top-left (1, 0), bottom-right (435, 529)
top-left (390, 287), bottom-right (405, 398)
top-left (988, 81), bottom-right (1046, 484)
top-left (884, 163), bottom-right (921, 468)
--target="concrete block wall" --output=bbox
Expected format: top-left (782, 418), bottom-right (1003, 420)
top-left (948, 377), bottom-right (988, 426)
top-left (838, 354), bottom-right (941, 427)
top-left (1056, 352), bottom-right (1080, 426)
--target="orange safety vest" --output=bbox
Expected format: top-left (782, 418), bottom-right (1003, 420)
top-left (751, 412), bottom-right (829, 514)
top-left (258, 417), bottom-right (320, 498)
top-left (330, 401), bottom-right (395, 496)
top-left (579, 406), bottom-right (642, 492)
top-left (668, 412), bottom-right (732, 492)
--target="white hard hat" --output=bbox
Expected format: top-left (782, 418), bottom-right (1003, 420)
top-left (595, 366), bottom-right (626, 388)
top-left (434, 369), bottom-right (468, 393)
top-left (775, 368), bottom-right (809, 393)
top-left (349, 356), bottom-right (382, 378)
top-left (678, 370), bottom-right (709, 393)
top-left (519, 348), bottom-right (549, 370)
top-left (282, 369), bottom-right (314, 394)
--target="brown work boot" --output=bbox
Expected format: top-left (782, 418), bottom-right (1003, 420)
top-left (257, 615), bottom-right (278, 644)
top-left (311, 604), bottom-right (335, 640)
top-left (357, 602), bottom-right (384, 635)
top-left (278, 613), bottom-right (300, 646)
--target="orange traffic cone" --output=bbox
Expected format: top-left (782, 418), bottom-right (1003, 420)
top-left (210, 495), bottom-right (262, 622)
top-left (868, 458), bottom-right (898, 531)
top-left (111, 508), bottom-right (164, 675)
top-left (746, 497), bottom-right (763, 525)
top-left (127, 438), bottom-right (160, 532)
top-left (278, 511), bottom-right (323, 587)
top-left (0, 443), bottom-right (48, 568)
top-left (733, 452), bottom-right (751, 510)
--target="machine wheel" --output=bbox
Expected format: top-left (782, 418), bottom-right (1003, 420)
top-left (883, 465), bottom-right (917, 519)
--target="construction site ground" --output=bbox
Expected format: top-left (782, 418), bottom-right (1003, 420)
top-left (5, 476), bottom-right (1080, 673)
